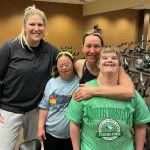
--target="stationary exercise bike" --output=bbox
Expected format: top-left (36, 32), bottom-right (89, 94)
top-left (19, 139), bottom-right (41, 150)
top-left (132, 55), bottom-right (150, 98)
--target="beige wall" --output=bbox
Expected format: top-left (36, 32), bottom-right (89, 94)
top-left (0, 0), bottom-right (83, 58)
top-left (84, 0), bottom-right (150, 16)
top-left (1, 0), bottom-right (150, 55)
top-left (83, 9), bottom-right (139, 46)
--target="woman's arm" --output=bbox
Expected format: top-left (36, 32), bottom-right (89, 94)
top-left (38, 108), bottom-right (48, 141)
top-left (70, 122), bottom-right (80, 150)
top-left (118, 66), bottom-right (134, 94)
top-left (134, 124), bottom-right (146, 150)
top-left (92, 66), bottom-right (134, 98)
top-left (74, 59), bottom-right (85, 79)
top-left (74, 66), bottom-right (134, 101)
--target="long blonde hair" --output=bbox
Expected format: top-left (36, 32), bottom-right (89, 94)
top-left (14, 5), bottom-right (47, 49)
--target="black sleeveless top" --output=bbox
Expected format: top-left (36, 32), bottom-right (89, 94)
top-left (79, 60), bottom-right (97, 84)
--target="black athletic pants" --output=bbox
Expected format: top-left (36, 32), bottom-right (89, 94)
top-left (44, 132), bottom-right (73, 150)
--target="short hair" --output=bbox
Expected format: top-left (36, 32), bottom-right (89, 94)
top-left (14, 5), bottom-right (47, 49)
top-left (100, 46), bottom-right (123, 66)
top-left (83, 25), bottom-right (104, 47)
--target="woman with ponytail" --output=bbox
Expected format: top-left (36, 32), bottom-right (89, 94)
top-left (0, 5), bottom-right (59, 149)
top-left (74, 25), bottom-right (135, 101)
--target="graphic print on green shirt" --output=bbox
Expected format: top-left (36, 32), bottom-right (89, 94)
top-left (85, 106), bottom-right (131, 124)
top-left (85, 105), bottom-right (131, 140)
top-left (96, 119), bottom-right (123, 140)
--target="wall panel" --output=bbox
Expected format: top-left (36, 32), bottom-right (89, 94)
top-left (0, 0), bottom-right (83, 57)
top-left (83, 9), bottom-right (140, 46)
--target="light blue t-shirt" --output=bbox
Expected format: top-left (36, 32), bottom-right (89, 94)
top-left (39, 75), bottom-right (79, 139)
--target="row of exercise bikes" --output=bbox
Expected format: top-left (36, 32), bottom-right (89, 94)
top-left (118, 40), bottom-right (150, 98)
top-left (118, 40), bottom-right (150, 150)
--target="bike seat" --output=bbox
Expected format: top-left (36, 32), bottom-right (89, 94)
top-left (136, 67), bottom-right (144, 71)
top-left (19, 139), bottom-right (41, 150)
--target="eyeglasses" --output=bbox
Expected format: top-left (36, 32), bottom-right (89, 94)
top-left (57, 63), bottom-right (72, 69)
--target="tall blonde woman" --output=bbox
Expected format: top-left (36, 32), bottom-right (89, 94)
top-left (0, 5), bottom-right (59, 150)
top-left (66, 46), bottom-right (150, 150)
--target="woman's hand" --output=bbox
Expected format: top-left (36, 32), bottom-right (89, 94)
top-left (0, 115), bottom-right (4, 123)
top-left (74, 84), bottom-right (93, 101)
top-left (38, 127), bottom-right (46, 141)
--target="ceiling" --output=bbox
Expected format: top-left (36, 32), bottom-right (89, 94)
top-left (130, 5), bottom-right (150, 10)
top-left (32, 0), bottom-right (150, 9)
top-left (32, 0), bottom-right (96, 4)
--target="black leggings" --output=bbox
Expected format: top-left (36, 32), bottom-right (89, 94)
top-left (44, 132), bottom-right (73, 150)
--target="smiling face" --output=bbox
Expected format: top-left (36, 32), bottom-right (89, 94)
top-left (57, 55), bottom-right (74, 80)
top-left (99, 52), bottom-right (120, 74)
top-left (82, 35), bottom-right (101, 63)
top-left (24, 14), bottom-right (45, 47)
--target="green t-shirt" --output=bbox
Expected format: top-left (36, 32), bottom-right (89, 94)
top-left (65, 79), bottom-right (150, 150)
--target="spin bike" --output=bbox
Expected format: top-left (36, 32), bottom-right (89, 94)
top-left (132, 57), bottom-right (150, 98)
top-left (19, 139), bottom-right (41, 150)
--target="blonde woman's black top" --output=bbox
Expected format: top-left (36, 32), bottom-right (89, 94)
top-left (0, 39), bottom-right (59, 113)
